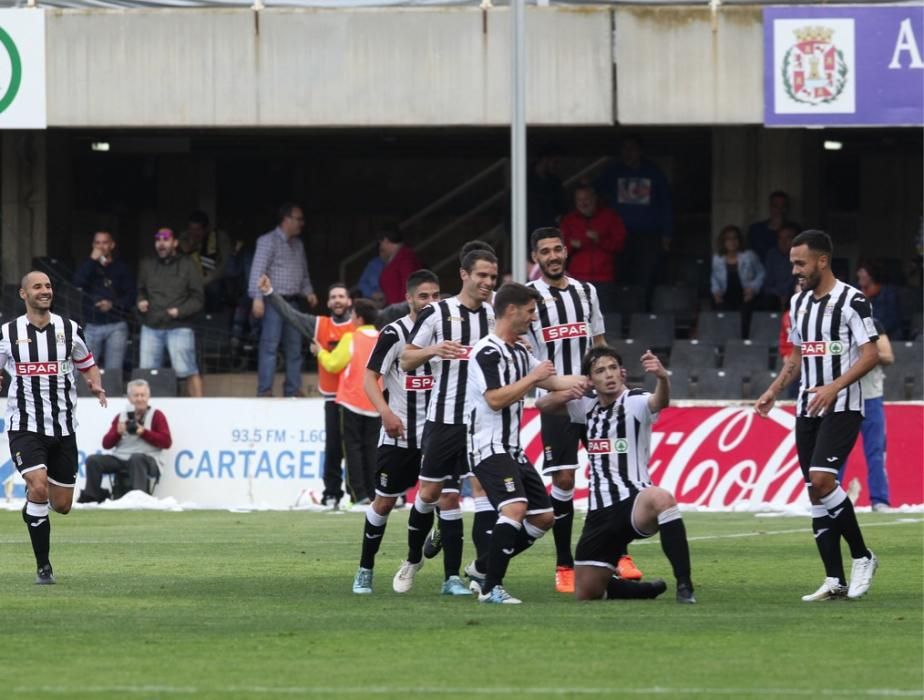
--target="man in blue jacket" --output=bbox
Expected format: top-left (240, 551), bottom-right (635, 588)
top-left (595, 135), bottom-right (673, 310)
top-left (73, 231), bottom-right (136, 371)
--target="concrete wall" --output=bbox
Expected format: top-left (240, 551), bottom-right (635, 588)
top-left (45, 6), bottom-right (613, 127)
top-left (614, 6), bottom-right (763, 125)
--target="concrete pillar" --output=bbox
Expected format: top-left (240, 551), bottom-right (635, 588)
top-left (2, 131), bottom-right (48, 286)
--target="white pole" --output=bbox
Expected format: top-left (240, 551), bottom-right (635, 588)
top-left (510, 0), bottom-right (527, 282)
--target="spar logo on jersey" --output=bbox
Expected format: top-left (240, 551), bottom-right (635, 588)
top-left (456, 346), bottom-right (473, 361)
top-left (801, 341), bottom-right (844, 356)
top-left (405, 375), bottom-right (435, 391)
top-left (587, 438), bottom-right (628, 455)
top-left (541, 322), bottom-right (589, 343)
top-left (14, 361), bottom-right (72, 376)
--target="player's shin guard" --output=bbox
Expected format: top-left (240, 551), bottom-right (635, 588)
top-left (22, 500), bottom-right (51, 568)
top-left (810, 504), bottom-right (846, 584)
top-left (360, 508), bottom-right (389, 570)
top-left (550, 485), bottom-right (575, 568)
top-left (406, 493), bottom-right (435, 564)
top-left (472, 497), bottom-right (495, 560)
top-left (439, 508), bottom-right (464, 579)
top-left (483, 516), bottom-right (521, 593)
top-left (820, 485), bottom-right (871, 560)
top-left (657, 507), bottom-right (692, 586)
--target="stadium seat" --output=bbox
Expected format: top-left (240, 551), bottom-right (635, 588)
top-left (629, 313), bottom-right (675, 350)
top-left (743, 370), bottom-right (778, 400)
top-left (697, 311), bottom-right (742, 342)
top-left (911, 372), bottom-right (923, 401)
top-left (668, 340), bottom-right (719, 373)
top-left (748, 311), bottom-right (783, 345)
top-left (76, 368), bottom-right (124, 398)
top-left (606, 339), bottom-right (647, 369)
top-left (609, 286), bottom-right (646, 317)
top-left (603, 312), bottom-right (622, 342)
top-left (131, 368), bottom-right (177, 397)
top-left (722, 339), bottom-right (771, 375)
top-left (640, 367), bottom-right (692, 399)
top-left (675, 257), bottom-right (710, 296)
top-left (693, 369), bottom-right (746, 400)
top-left (883, 369), bottom-right (909, 401)
top-left (891, 341), bottom-right (923, 374)
top-left (652, 285), bottom-right (698, 332)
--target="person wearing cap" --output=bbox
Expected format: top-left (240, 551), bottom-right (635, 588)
top-left (137, 227), bottom-right (205, 397)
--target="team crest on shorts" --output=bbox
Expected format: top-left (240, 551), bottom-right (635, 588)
top-left (379, 472), bottom-right (389, 488)
top-left (503, 477), bottom-right (516, 493)
top-left (15, 451), bottom-right (22, 466)
top-left (544, 446), bottom-right (553, 460)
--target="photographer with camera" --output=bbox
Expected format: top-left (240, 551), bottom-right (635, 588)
top-left (78, 379), bottom-right (172, 503)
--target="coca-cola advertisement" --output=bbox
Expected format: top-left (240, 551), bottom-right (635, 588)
top-left (522, 404), bottom-right (923, 508)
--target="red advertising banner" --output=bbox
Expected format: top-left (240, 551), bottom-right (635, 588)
top-left (521, 404), bottom-right (923, 508)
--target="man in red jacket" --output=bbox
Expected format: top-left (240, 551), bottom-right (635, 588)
top-left (559, 185), bottom-right (626, 310)
top-left (378, 226), bottom-right (423, 306)
top-left (78, 378), bottom-right (172, 503)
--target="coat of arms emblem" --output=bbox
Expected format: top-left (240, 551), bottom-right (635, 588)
top-left (781, 26), bottom-right (848, 105)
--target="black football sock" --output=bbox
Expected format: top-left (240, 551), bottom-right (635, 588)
top-left (23, 500), bottom-right (51, 568)
top-left (605, 577), bottom-right (667, 600)
top-left (551, 485), bottom-right (575, 568)
top-left (809, 505), bottom-right (846, 584)
top-left (482, 516), bottom-right (521, 593)
top-left (359, 508), bottom-right (389, 570)
top-left (657, 507), bottom-right (692, 586)
top-left (472, 497), bottom-right (495, 560)
top-left (406, 494), bottom-right (435, 565)
top-left (439, 509), bottom-right (464, 579)
top-left (821, 486), bottom-right (871, 560)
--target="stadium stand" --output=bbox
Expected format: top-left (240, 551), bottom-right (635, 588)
top-left (693, 369), bottom-right (746, 400)
top-left (629, 313), bottom-right (675, 351)
top-left (652, 285), bottom-right (698, 334)
top-left (608, 285), bottom-right (646, 318)
top-left (77, 368), bottom-right (124, 398)
top-left (639, 366), bottom-right (692, 399)
top-left (131, 368), bottom-right (178, 397)
top-left (697, 311), bottom-right (742, 342)
top-left (603, 312), bottom-right (622, 342)
top-left (668, 340), bottom-right (719, 372)
top-left (722, 339), bottom-right (772, 375)
top-left (748, 311), bottom-right (783, 346)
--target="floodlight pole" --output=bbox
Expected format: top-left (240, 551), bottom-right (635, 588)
top-left (510, 0), bottom-right (527, 282)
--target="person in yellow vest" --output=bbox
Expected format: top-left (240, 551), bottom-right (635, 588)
top-left (258, 275), bottom-right (355, 506)
top-left (314, 299), bottom-right (381, 506)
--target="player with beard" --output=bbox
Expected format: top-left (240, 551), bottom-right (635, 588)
top-left (525, 228), bottom-right (642, 592)
top-left (351, 270), bottom-right (440, 593)
top-left (0, 271), bottom-right (108, 583)
top-left (392, 250), bottom-right (497, 596)
top-left (755, 230), bottom-right (880, 601)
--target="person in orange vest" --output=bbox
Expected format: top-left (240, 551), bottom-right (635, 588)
top-left (314, 299), bottom-right (381, 505)
top-left (258, 275), bottom-right (355, 506)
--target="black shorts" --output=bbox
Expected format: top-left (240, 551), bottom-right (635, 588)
top-left (574, 492), bottom-right (652, 571)
top-left (374, 445), bottom-right (422, 497)
top-left (795, 412), bottom-right (863, 482)
top-left (540, 412), bottom-right (584, 475)
top-left (8, 431), bottom-right (79, 488)
top-left (419, 421), bottom-right (469, 484)
top-left (473, 453), bottom-right (552, 514)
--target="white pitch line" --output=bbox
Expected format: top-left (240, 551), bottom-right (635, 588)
top-left (11, 685), bottom-right (923, 697)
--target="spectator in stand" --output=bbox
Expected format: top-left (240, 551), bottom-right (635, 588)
top-left (137, 228), bottom-right (204, 397)
top-left (559, 184), bottom-right (627, 309)
top-left (777, 281), bottom-right (801, 399)
top-left (856, 260), bottom-right (901, 338)
top-left (312, 299), bottom-right (381, 505)
top-left (73, 230), bottom-right (136, 371)
top-left (837, 319), bottom-right (894, 512)
top-left (248, 203), bottom-right (318, 397)
top-left (378, 226), bottom-right (423, 306)
top-left (357, 248), bottom-right (386, 307)
top-left (748, 191), bottom-right (790, 263)
top-left (761, 222), bottom-right (800, 311)
top-left (180, 210), bottom-right (234, 312)
top-left (594, 135), bottom-right (672, 310)
top-left (711, 225), bottom-right (765, 337)
top-left (527, 151), bottom-right (569, 236)
top-left (78, 379), bottom-right (171, 504)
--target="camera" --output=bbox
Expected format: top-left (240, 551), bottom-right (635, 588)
top-left (125, 411), bottom-right (138, 435)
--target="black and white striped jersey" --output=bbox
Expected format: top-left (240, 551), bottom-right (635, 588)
top-left (789, 280), bottom-right (878, 417)
top-left (526, 276), bottom-right (604, 381)
top-left (0, 314), bottom-right (95, 437)
top-left (467, 334), bottom-right (538, 465)
top-left (406, 296), bottom-right (495, 425)
top-left (366, 315), bottom-right (432, 450)
top-left (567, 389), bottom-right (657, 511)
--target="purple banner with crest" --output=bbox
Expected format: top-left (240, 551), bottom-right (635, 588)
top-left (764, 5), bottom-right (924, 126)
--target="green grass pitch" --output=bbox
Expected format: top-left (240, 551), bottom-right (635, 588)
top-left (1, 509), bottom-right (921, 699)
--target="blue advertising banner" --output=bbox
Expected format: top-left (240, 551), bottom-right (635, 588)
top-left (764, 5), bottom-right (924, 126)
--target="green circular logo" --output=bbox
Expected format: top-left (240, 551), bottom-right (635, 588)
top-left (0, 26), bottom-right (22, 115)
top-left (829, 341), bottom-right (844, 355)
top-left (614, 438), bottom-right (629, 454)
